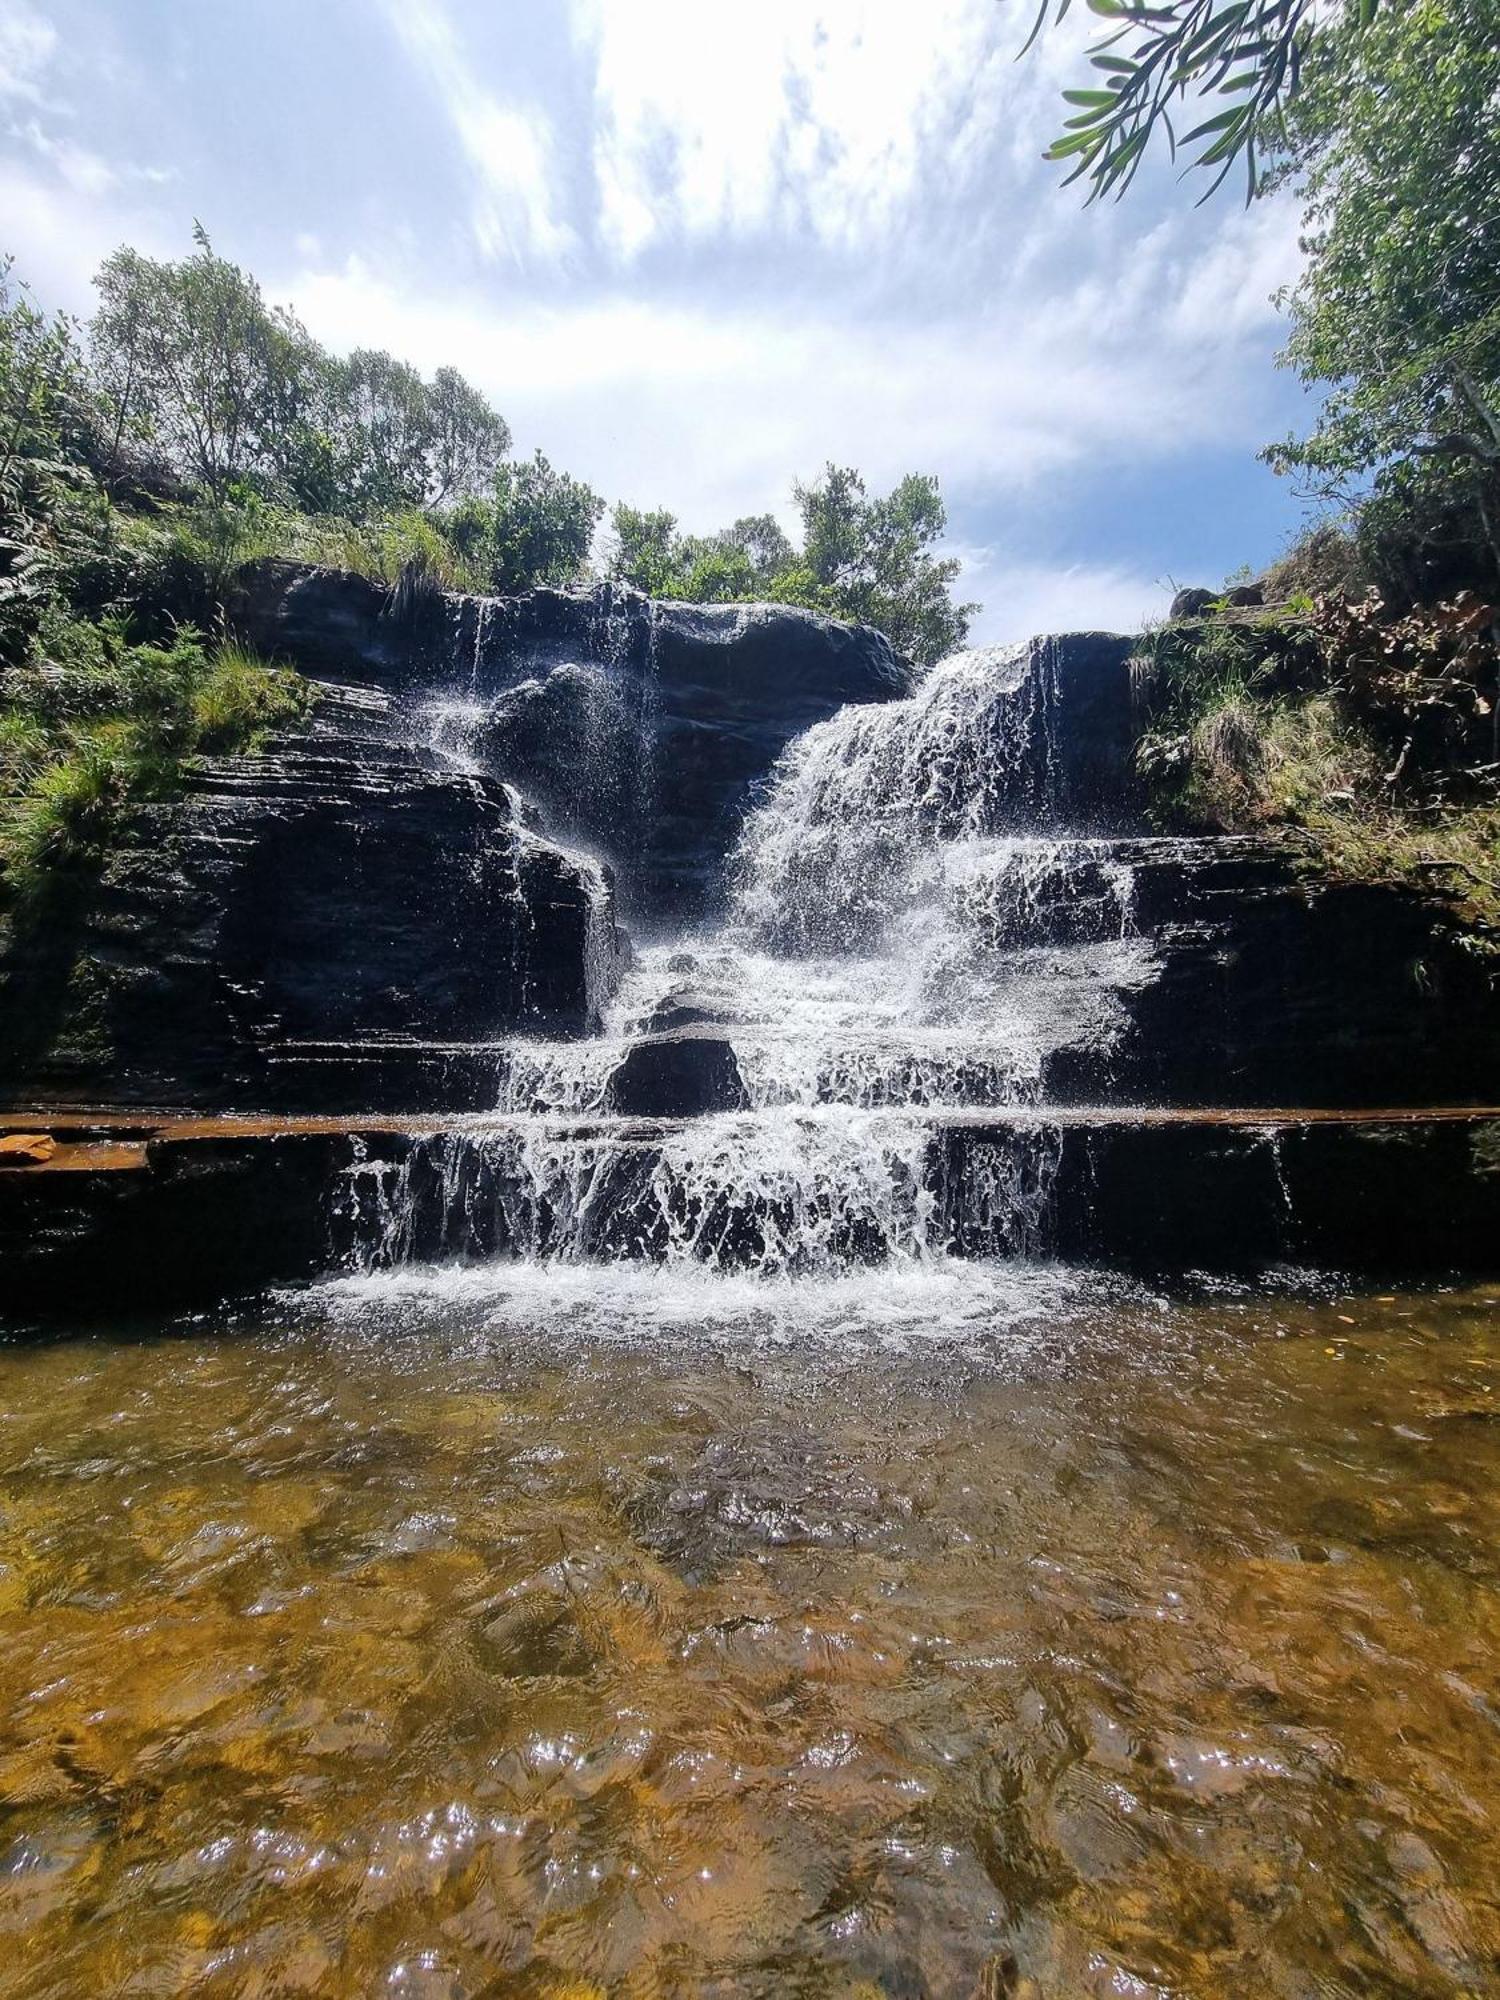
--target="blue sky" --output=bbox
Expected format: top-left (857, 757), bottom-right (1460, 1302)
top-left (0, 0), bottom-right (1322, 642)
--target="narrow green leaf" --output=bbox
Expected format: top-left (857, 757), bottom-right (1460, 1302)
top-left (1183, 104), bottom-right (1247, 141)
top-left (1046, 128), bottom-right (1105, 157)
top-left (1063, 87), bottom-right (1119, 104)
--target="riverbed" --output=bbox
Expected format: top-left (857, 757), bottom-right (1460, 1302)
top-left (0, 1268), bottom-right (1496, 1996)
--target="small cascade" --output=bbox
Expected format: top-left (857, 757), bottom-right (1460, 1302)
top-left (331, 1113), bottom-right (1064, 1278)
top-left (331, 629), bottom-right (1150, 1278)
top-left (731, 644), bottom-right (1057, 953)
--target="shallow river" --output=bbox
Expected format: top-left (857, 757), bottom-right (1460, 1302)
top-left (0, 1265), bottom-right (1497, 1997)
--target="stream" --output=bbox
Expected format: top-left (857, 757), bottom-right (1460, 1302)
top-left (0, 1275), bottom-right (1496, 1995)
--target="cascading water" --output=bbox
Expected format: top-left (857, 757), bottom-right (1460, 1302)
top-left (333, 634), bottom-right (1153, 1277)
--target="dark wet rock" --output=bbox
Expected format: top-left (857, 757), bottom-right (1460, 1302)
top-left (1104, 836), bottom-right (1500, 1107)
top-left (1036, 634), bottom-right (1143, 829)
top-left (0, 682), bottom-right (627, 1111)
top-left (1170, 587), bottom-right (1218, 619)
top-left (605, 1029), bottom-right (748, 1118)
top-left (951, 833), bottom-right (1499, 1107)
top-left (4, 1113), bottom-right (1498, 1312)
top-left (238, 566), bottom-right (908, 919)
top-left (641, 988), bottom-right (729, 1035)
top-left (1222, 583), bottom-right (1264, 608)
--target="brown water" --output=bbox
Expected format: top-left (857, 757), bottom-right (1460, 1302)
top-left (0, 1263), bottom-right (1497, 1998)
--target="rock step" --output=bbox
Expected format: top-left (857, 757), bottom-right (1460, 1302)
top-left (1, 1111), bottom-right (1495, 1309)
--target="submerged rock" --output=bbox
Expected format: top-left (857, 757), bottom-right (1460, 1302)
top-left (606, 1029), bottom-right (749, 1118)
top-left (0, 1132), bottom-right (56, 1164)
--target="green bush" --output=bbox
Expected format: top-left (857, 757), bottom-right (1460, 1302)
top-left (6, 741), bottom-right (122, 882)
top-left (1133, 606), bottom-right (1499, 943)
top-left (0, 618), bottom-right (314, 904)
top-left (191, 640), bottom-right (315, 751)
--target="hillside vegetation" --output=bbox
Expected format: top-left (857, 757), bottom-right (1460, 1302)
top-left (1, 232), bottom-right (975, 915)
top-left (1134, 500), bottom-right (1499, 945)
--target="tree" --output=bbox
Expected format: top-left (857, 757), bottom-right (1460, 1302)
top-left (610, 470), bottom-right (973, 665)
top-left (482, 452), bottom-right (604, 594)
top-left (1264, 0), bottom-right (1500, 585)
top-left (0, 256), bottom-right (92, 664)
top-left (1023, 0), bottom-right (1379, 203)
top-left (89, 232), bottom-right (511, 521)
top-left (609, 504), bottom-right (683, 595)
top-left (795, 465), bottom-right (976, 665)
top-left (322, 349), bottom-right (436, 518)
top-left (91, 226), bottom-right (315, 497)
top-left (608, 507), bottom-right (797, 602)
top-left (427, 365), bottom-right (511, 508)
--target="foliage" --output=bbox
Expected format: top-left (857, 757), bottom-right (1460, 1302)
top-left (1023, 0), bottom-right (1378, 202)
top-left (1258, 519), bottom-right (1366, 605)
top-left (610, 506), bottom-right (796, 605)
top-left (1261, 0), bottom-right (1500, 605)
top-left (1312, 585), bottom-right (1499, 781)
top-left (467, 453), bottom-right (604, 595)
top-left (0, 616), bottom-right (313, 902)
top-left (610, 468), bottom-right (973, 667)
top-left (1133, 597), bottom-right (1500, 938)
top-left (794, 466), bottom-right (976, 666)
top-left (92, 226), bottom-right (317, 501)
top-left (0, 257), bottom-right (93, 667)
top-left (90, 230), bottom-right (513, 521)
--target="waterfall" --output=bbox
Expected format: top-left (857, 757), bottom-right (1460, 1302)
top-left (730, 644), bottom-right (1057, 953)
top-left (332, 1115), bottom-right (1065, 1278)
top-left (333, 633), bottom-right (1145, 1278)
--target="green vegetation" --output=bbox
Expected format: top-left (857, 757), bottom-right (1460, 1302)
top-left (0, 613), bottom-right (313, 905)
top-left (1027, 0), bottom-right (1499, 948)
top-left (609, 465), bottom-right (975, 667)
top-left (1265, 0), bottom-right (1500, 589)
top-left (1024, 0), bottom-right (1380, 202)
top-left (1134, 553), bottom-right (1499, 941)
top-left (3, 229), bottom-right (979, 928)
top-left (89, 226), bottom-right (513, 514)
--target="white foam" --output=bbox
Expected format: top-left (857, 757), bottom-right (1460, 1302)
top-left (295, 1255), bottom-right (1133, 1364)
top-left (349, 640), bottom-right (1146, 1287)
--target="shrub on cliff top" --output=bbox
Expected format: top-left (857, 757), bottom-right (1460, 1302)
top-left (0, 619), bottom-right (314, 903)
top-left (1134, 601), bottom-right (1500, 941)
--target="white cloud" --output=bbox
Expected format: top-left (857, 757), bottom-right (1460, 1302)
top-left (0, 0), bottom-right (55, 104)
top-left (282, 222), bottom-right (1290, 539)
top-left (0, 154), bottom-right (174, 310)
top-left (377, 0), bottom-right (574, 267)
top-left (0, 0), bottom-right (1310, 635)
top-left (9, 114), bottom-right (116, 194)
top-left (1169, 198), bottom-right (1304, 343)
top-left (572, 0), bottom-right (1016, 261)
top-left (956, 550), bottom-right (1166, 644)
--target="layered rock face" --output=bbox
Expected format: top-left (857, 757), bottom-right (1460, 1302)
top-left (0, 567), bottom-right (909, 1109)
top-left (2, 572), bottom-right (1496, 1302)
top-left (238, 563), bottom-right (909, 919)
top-left (964, 834), bottom-right (1500, 1108)
top-left (0, 680), bottom-right (626, 1109)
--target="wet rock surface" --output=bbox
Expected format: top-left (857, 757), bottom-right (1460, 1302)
top-left (3, 1112), bottom-right (1496, 1310)
top-left (239, 564), bottom-right (911, 919)
top-left (0, 681), bottom-right (626, 1110)
top-left (605, 1029), bottom-right (750, 1118)
top-left (1, 568), bottom-right (1496, 1293)
top-left (1034, 834), bottom-right (1500, 1106)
